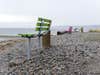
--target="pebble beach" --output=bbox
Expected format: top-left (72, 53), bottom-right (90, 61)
top-left (0, 32), bottom-right (100, 75)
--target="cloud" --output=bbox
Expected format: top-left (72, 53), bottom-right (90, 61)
top-left (0, 14), bottom-right (34, 23)
top-left (0, 0), bottom-right (100, 28)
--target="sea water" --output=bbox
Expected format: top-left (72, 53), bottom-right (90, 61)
top-left (0, 28), bottom-right (35, 41)
top-left (0, 25), bottom-right (100, 34)
top-left (0, 25), bottom-right (100, 41)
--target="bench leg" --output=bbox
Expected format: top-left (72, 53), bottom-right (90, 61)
top-left (38, 36), bottom-right (42, 48)
top-left (27, 38), bottom-right (31, 60)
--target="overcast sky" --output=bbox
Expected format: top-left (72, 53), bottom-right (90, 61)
top-left (0, 0), bottom-right (100, 28)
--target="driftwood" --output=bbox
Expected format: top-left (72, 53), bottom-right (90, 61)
top-left (57, 31), bottom-right (72, 35)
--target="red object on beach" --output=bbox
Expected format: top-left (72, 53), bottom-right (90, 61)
top-left (66, 26), bottom-right (72, 33)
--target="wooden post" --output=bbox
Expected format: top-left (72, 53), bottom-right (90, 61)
top-left (42, 31), bottom-right (51, 48)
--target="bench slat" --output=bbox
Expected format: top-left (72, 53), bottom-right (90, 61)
top-left (38, 17), bottom-right (51, 23)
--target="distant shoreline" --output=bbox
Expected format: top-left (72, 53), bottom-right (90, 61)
top-left (0, 25), bottom-right (100, 34)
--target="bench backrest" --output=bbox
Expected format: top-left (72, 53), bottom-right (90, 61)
top-left (35, 17), bottom-right (52, 35)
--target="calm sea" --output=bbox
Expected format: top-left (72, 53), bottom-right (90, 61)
top-left (0, 28), bottom-right (35, 41)
top-left (0, 25), bottom-right (100, 41)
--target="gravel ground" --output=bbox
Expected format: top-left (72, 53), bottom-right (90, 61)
top-left (0, 32), bottom-right (100, 75)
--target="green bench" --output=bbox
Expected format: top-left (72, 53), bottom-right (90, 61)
top-left (18, 17), bottom-right (52, 59)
